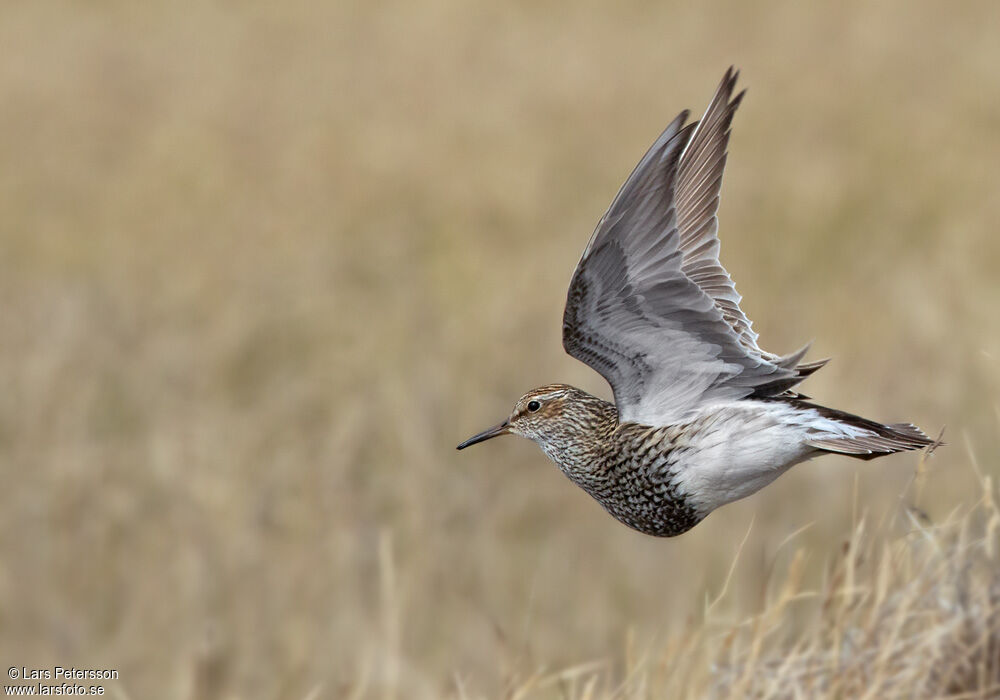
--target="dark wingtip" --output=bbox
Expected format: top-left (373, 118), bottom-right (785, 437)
top-left (723, 66), bottom-right (741, 92)
top-left (796, 358), bottom-right (831, 377)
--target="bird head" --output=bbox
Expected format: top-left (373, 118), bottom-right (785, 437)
top-left (456, 384), bottom-right (605, 450)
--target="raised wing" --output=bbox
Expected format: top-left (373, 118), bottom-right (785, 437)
top-left (563, 70), bottom-right (807, 426)
top-left (675, 68), bottom-right (762, 355)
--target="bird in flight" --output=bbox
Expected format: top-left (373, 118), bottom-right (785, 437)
top-left (457, 68), bottom-right (932, 537)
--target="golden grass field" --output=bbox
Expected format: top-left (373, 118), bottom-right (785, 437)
top-left (2, 1), bottom-right (999, 697)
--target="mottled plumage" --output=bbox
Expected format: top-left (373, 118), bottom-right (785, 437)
top-left (457, 69), bottom-right (934, 537)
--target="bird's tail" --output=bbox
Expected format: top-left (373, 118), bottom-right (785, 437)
top-left (795, 401), bottom-right (935, 460)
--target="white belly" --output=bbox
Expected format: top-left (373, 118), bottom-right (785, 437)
top-left (669, 401), bottom-right (828, 515)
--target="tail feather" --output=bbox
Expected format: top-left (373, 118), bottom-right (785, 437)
top-left (790, 400), bottom-right (934, 460)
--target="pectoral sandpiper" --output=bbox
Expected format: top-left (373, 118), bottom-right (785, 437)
top-left (457, 68), bottom-right (933, 537)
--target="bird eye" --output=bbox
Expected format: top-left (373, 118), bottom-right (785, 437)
top-left (527, 400), bottom-right (541, 412)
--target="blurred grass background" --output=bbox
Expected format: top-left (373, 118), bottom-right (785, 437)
top-left (0, 0), bottom-right (998, 697)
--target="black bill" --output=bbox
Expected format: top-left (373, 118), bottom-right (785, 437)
top-left (456, 421), bottom-right (509, 450)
